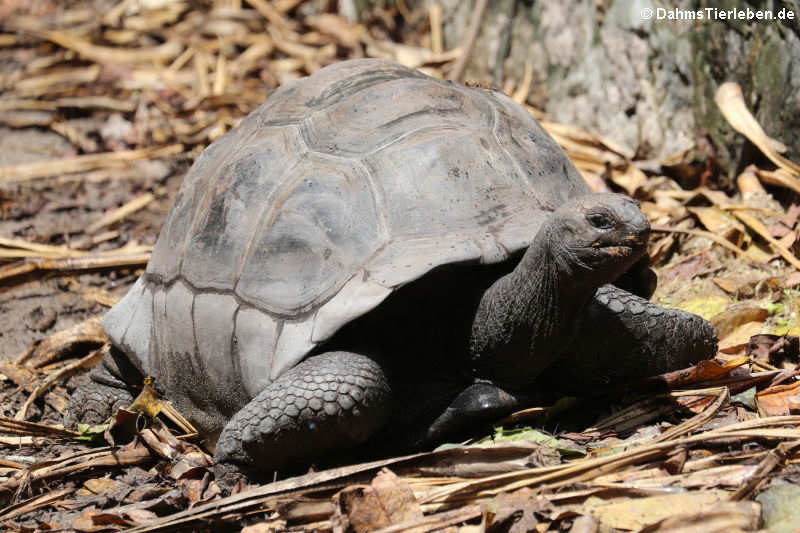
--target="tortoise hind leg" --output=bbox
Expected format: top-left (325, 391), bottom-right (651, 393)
top-left (543, 284), bottom-right (718, 390)
top-left (65, 358), bottom-right (136, 428)
top-left (214, 351), bottom-right (391, 478)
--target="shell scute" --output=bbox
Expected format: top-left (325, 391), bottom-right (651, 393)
top-left (180, 125), bottom-right (306, 290)
top-left (235, 153), bottom-right (383, 314)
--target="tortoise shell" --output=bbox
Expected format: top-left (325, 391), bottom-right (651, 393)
top-left (104, 59), bottom-right (589, 425)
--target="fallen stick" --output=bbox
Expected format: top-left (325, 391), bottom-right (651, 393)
top-left (0, 144), bottom-right (183, 183)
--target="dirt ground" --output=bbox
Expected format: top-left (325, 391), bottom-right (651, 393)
top-left (0, 125), bottom-right (177, 362)
top-left (2, 1), bottom-right (800, 532)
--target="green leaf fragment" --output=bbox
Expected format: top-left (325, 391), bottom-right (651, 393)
top-left (477, 426), bottom-right (586, 457)
top-left (731, 386), bottom-right (757, 410)
top-left (75, 423), bottom-right (109, 442)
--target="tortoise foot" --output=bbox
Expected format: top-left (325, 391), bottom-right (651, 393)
top-left (214, 351), bottom-right (391, 474)
top-left (65, 367), bottom-right (135, 428)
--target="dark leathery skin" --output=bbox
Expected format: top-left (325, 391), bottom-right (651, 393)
top-left (214, 351), bottom-right (391, 471)
top-left (64, 365), bottom-right (135, 428)
top-left (542, 284), bottom-right (718, 389)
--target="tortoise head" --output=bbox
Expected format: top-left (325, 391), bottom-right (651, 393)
top-left (546, 193), bottom-right (650, 284)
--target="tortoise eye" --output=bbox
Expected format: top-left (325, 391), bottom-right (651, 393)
top-left (587, 212), bottom-right (615, 229)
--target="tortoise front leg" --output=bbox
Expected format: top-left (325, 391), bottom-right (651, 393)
top-left (542, 284), bottom-right (718, 390)
top-left (214, 351), bottom-right (392, 479)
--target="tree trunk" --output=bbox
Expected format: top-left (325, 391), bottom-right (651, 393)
top-left (349, 0), bottom-right (800, 181)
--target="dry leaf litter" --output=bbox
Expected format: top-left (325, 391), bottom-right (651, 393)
top-left (1, 1), bottom-right (800, 532)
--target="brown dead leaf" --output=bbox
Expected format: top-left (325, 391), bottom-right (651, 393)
top-left (659, 252), bottom-right (721, 285)
top-left (78, 477), bottom-right (127, 496)
top-left (757, 167), bottom-right (800, 196)
top-left (487, 487), bottom-right (552, 532)
top-left (756, 381), bottom-right (800, 417)
top-left (335, 468), bottom-right (423, 533)
top-left (622, 358), bottom-right (747, 397)
top-left (73, 508), bottom-right (133, 532)
top-left (106, 409), bottom-right (142, 446)
top-left (638, 501), bottom-right (760, 532)
top-left (688, 206), bottom-right (745, 244)
top-left (718, 322), bottom-right (764, 354)
top-left (735, 210), bottom-right (800, 270)
top-left (177, 470), bottom-right (217, 503)
top-left (586, 490), bottom-right (731, 531)
top-left (738, 166), bottom-right (768, 197)
top-left (648, 234), bottom-right (676, 265)
top-left (610, 164), bottom-right (647, 195)
top-left (169, 449), bottom-right (214, 480)
top-left (712, 276), bottom-right (783, 298)
top-left (120, 508), bottom-right (160, 526)
top-left (715, 82), bottom-right (800, 176)
top-left (710, 303), bottom-right (768, 340)
top-left (695, 358), bottom-right (749, 381)
top-left (711, 277), bottom-right (743, 294)
top-left (767, 221), bottom-right (793, 239)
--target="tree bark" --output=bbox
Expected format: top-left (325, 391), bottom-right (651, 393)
top-left (349, 0), bottom-right (800, 180)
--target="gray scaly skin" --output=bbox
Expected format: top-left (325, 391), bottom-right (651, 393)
top-left (469, 194), bottom-right (650, 389)
top-left (69, 193), bottom-right (717, 484)
top-left (544, 285), bottom-right (717, 390)
top-left (64, 364), bottom-right (134, 428)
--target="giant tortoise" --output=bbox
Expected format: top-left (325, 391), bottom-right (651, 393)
top-left (69, 59), bottom-right (717, 478)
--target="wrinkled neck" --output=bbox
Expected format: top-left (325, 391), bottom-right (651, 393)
top-left (469, 226), bottom-right (599, 389)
